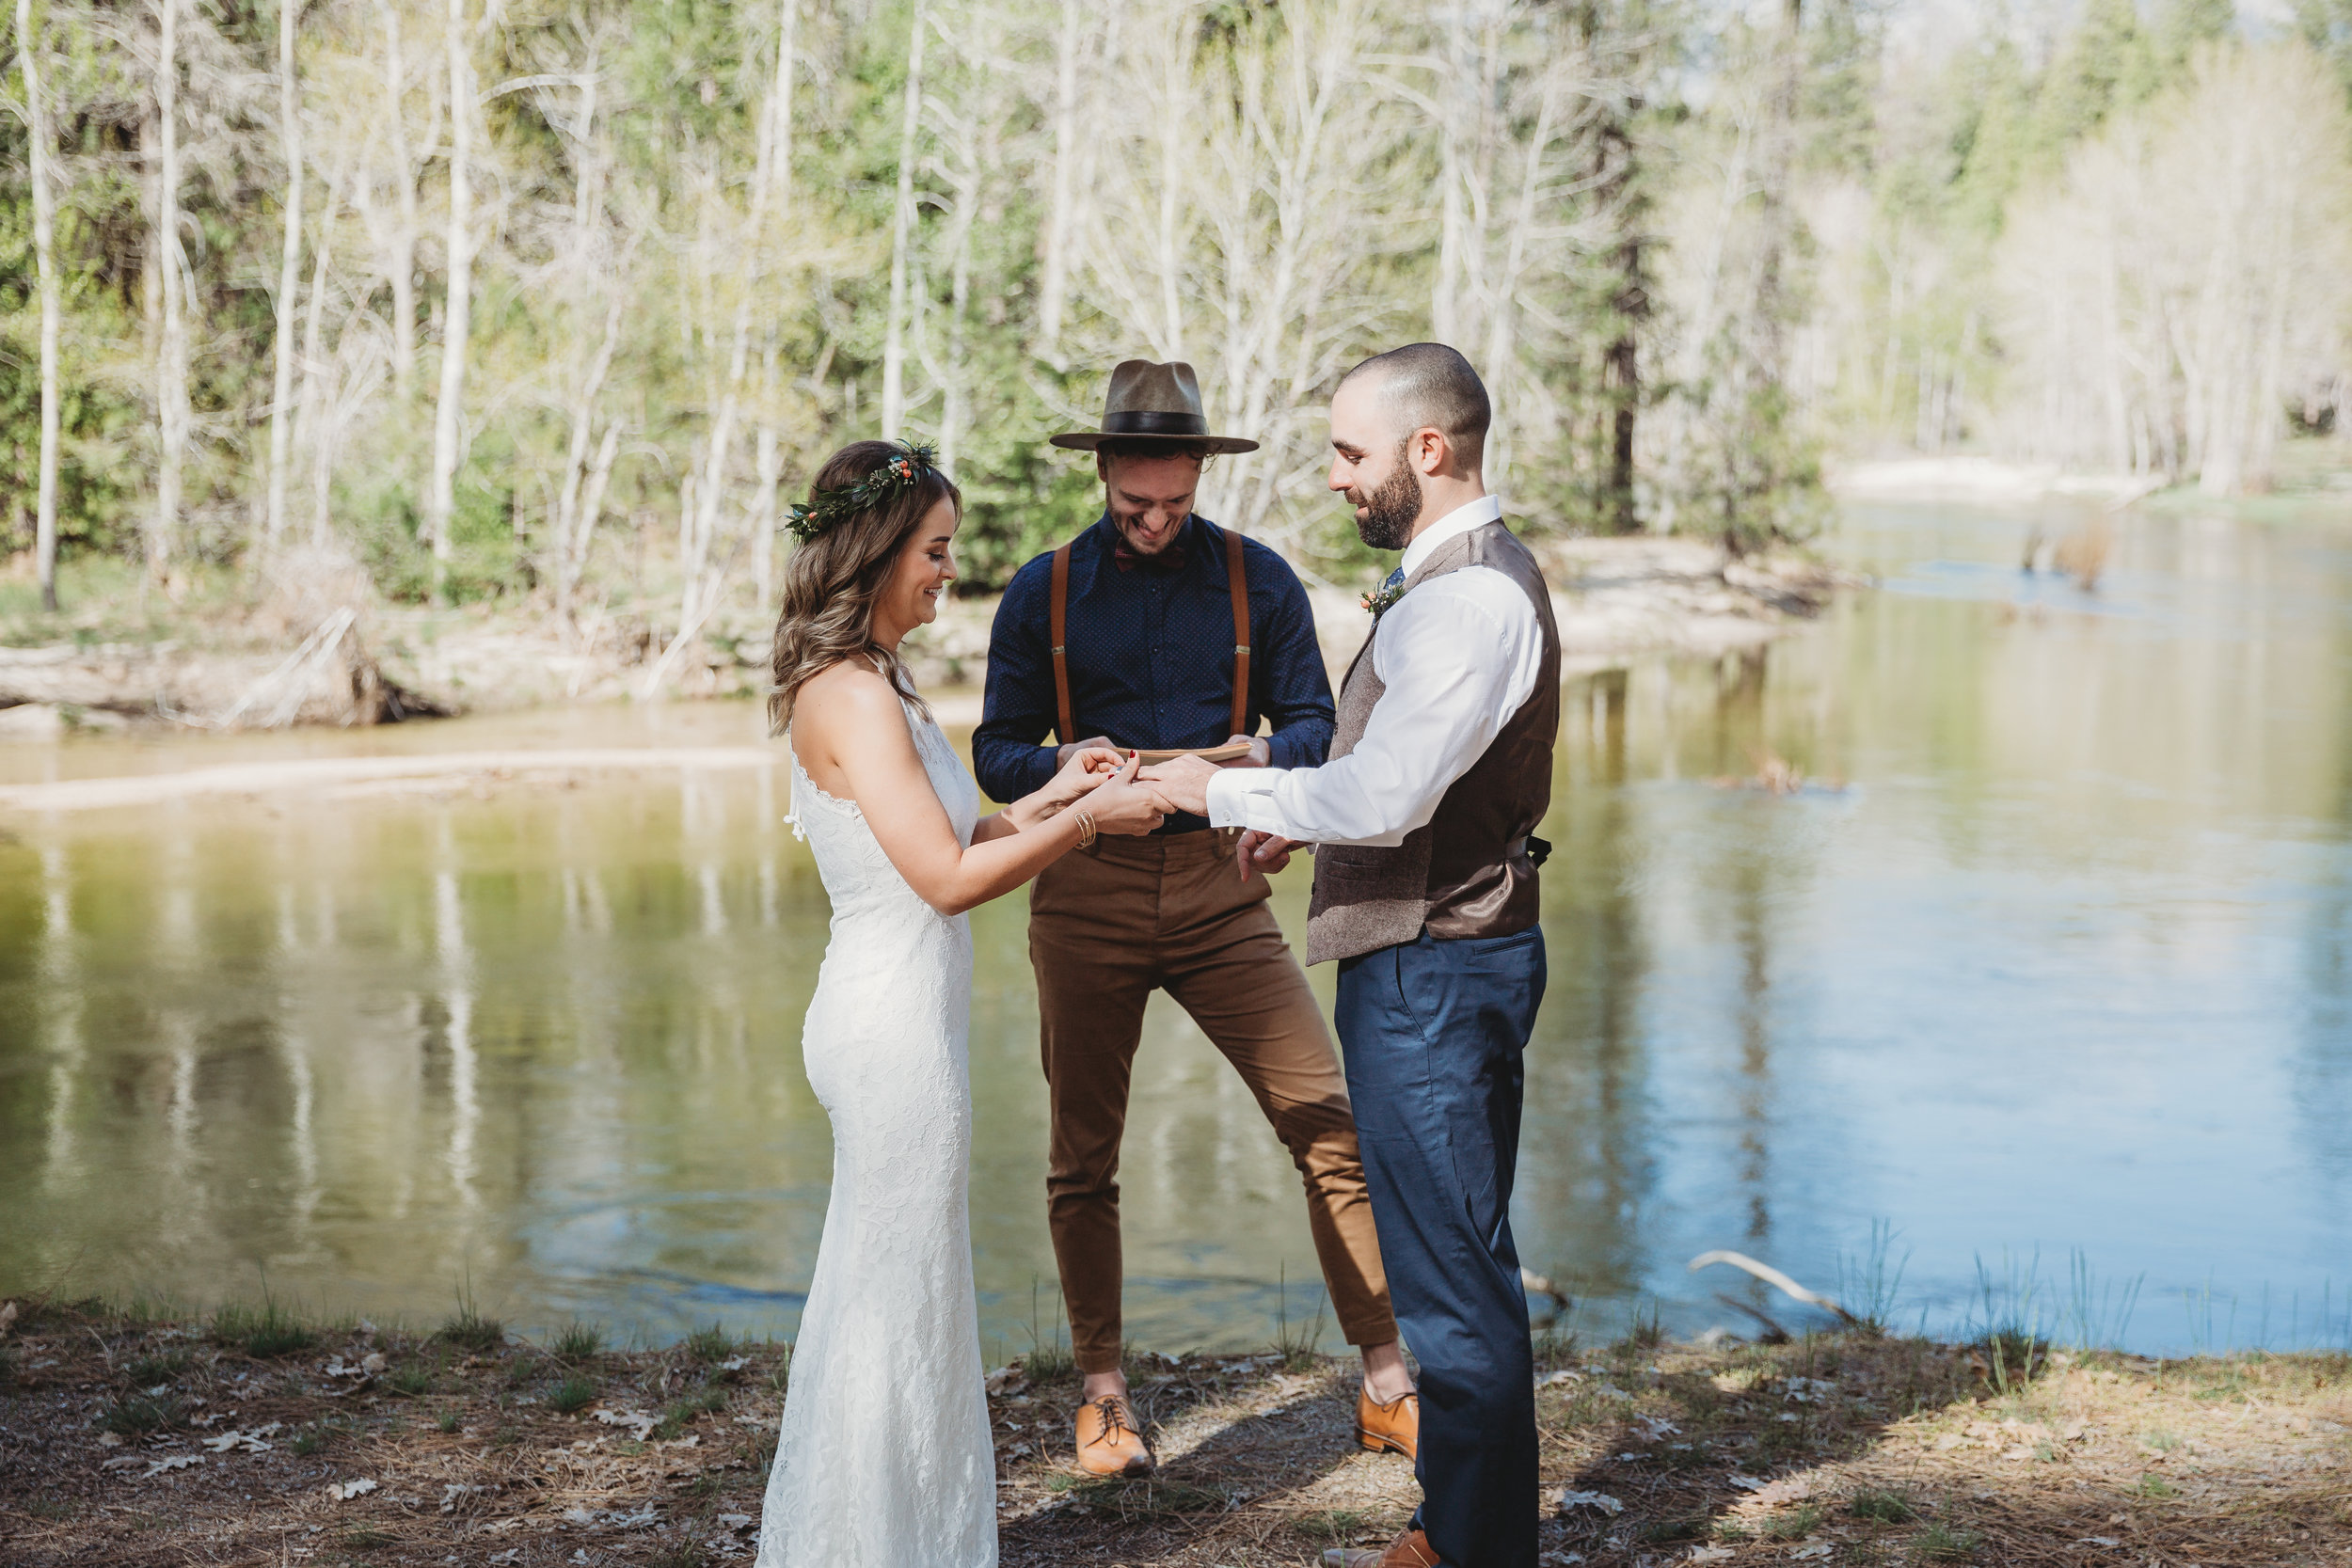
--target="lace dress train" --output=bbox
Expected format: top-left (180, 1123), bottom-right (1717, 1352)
top-left (755, 700), bottom-right (994, 1568)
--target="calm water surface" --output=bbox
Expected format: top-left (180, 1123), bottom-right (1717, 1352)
top-left (4, 502), bottom-right (2348, 1355)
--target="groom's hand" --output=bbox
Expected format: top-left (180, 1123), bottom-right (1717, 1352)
top-left (1137, 752), bottom-right (1218, 815)
top-left (1234, 830), bottom-right (1296, 879)
top-left (1221, 734), bottom-right (1271, 768)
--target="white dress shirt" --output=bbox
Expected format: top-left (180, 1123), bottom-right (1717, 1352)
top-left (1204, 494), bottom-right (1545, 847)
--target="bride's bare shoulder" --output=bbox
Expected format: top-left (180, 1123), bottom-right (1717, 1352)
top-left (794, 659), bottom-right (912, 745)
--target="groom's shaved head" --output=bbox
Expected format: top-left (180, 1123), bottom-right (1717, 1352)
top-left (1338, 343), bottom-right (1490, 472)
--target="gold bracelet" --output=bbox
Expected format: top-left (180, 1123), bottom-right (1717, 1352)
top-left (1073, 810), bottom-right (1098, 849)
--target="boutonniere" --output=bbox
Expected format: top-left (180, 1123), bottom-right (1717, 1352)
top-left (1360, 577), bottom-right (1407, 618)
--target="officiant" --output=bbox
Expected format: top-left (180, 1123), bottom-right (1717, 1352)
top-left (973, 359), bottom-right (1417, 1479)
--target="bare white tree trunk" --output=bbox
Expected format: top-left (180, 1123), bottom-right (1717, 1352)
top-left (265, 0), bottom-right (306, 551)
top-left (554, 294), bottom-right (621, 625)
top-left (881, 0), bottom-right (926, 439)
top-left (425, 0), bottom-right (474, 601)
top-left (152, 0), bottom-right (189, 581)
top-left (295, 165), bottom-right (343, 544)
top-left (378, 0), bottom-right (420, 400)
top-left (751, 0), bottom-right (797, 610)
top-left (16, 0), bottom-right (62, 610)
top-left (1035, 0), bottom-right (1083, 365)
top-left (752, 414), bottom-right (781, 610)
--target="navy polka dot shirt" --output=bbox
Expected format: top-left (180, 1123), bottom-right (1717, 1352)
top-left (973, 513), bottom-right (1337, 833)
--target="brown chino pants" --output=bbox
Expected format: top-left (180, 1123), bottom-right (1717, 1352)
top-left (1029, 827), bottom-right (1395, 1374)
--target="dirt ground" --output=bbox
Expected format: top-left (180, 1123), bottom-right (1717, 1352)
top-left (3, 1298), bottom-right (2344, 1568)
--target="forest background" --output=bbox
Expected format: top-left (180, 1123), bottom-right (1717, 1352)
top-left (4, 0), bottom-right (2352, 662)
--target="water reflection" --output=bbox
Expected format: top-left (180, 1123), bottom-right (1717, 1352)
top-left (2, 501), bottom-right (2349, 1354)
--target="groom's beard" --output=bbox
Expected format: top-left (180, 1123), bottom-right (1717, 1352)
top-left (1348, 442), bottom-right (1422, 551)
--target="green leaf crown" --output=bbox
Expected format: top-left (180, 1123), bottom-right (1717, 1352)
top-left (782, 442), bottom-right (940, 542)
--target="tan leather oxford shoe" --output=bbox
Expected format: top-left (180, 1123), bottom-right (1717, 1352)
top-left (1320, 1528), bottom-right (1439, 1568)
top-left (1354, 1386), bottom-right (1419, 1459)
top-left (1072, 1392), bottom-right (1153, 1477)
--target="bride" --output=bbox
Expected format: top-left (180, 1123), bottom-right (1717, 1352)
top-left (755, 439), bottom-right (1168, 1567)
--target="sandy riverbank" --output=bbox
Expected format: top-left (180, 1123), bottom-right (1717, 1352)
top-left (2, 1296), bottom-right (2343, 1567)
top-left (0, 536), bottom-right (1844, 740)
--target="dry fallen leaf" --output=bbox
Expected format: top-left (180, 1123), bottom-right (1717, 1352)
top-left (325, 1477), bottom-right (378, 1501)
top-left (1557, 1490), bottom-right (1625, 1515)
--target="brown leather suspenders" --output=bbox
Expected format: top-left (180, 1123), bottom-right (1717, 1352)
top-left (1050, 543), bottom-right (1074, 743)
top-left (1046, 526), bottom-right (1250, 746)
top-left (1223, 527), bottom-right (1250, 741)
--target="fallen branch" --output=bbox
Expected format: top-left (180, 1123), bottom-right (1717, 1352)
top-left (1688, 1249), bottom-right (1861, 1327)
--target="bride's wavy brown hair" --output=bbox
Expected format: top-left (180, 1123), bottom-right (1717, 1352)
top-left (767, 440), bottom-right (962, 735)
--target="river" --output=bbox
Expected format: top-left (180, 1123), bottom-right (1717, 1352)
top-left (3, 500), bottom-right (2347, 1358)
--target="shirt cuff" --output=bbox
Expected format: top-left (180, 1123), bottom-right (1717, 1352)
top-left (1205, 766), bottom-right (1281, 833)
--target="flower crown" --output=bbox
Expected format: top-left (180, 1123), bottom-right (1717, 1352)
top-left (783, 442), bottom-right (940, 542)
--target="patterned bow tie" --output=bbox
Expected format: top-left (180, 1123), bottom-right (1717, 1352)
top-left (1113, 538), bottom-right (1189, 573)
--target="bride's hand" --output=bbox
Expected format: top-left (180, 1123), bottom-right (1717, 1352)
top-left (1018, 745), bottom-right (1125, 826)
top-left (1081, 752), bottom-right (1171, 837)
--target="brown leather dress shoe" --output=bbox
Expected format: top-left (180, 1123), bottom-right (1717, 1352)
top-left (1072, 1393), bottom-right (1153, 1477)
top-left (1320, 1528), bottom-right (1440, 1568)
top-left (1355, 1385), bottom-right (1419, 1459)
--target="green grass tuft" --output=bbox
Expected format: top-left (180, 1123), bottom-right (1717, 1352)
top-left (215, 1299), bottom-right (313, 1359)
top-left (550, 1321), bottom-right (604, 1362)
top-left (683, 1323), bottom-right (737, 1364)
top-left (1848, 1488), bottom-right (1917, 1523)
top-left (1294, 1509), bottom-right (1373, 1544)
top-left (436, 1407), bottom-right (461, 1433)
top-left (549, 1374), bottom-right (596, 1414)
top-left (1914, 1522), bottom-right (1982, 1561)
top-left (2133, 1473), bottom-right (2179, 1498)
top-left (386, 1364), bottom-right (432, 1397)
top-left (99, 1393), bottom-right (183, 1433)
top-left (124, 1351), bottom-right (191, 1386)
top-left (437, 1306), bottom-right (503, 1353)
top-left (1762, 1504), bottom-right (1824, 1541)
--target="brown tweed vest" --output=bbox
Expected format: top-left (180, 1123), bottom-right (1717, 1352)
top-left (1304, 520), bottom-right (1562, 967)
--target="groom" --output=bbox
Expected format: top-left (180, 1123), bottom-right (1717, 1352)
top-left (1148, 343), bottom-right (1560, 1568)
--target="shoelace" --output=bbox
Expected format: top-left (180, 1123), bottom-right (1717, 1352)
top-left (1084, 1395), bottom-right (1135, 1447)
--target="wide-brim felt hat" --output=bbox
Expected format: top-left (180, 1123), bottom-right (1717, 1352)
top-left (1049, 359), bottom-right (1261, 454)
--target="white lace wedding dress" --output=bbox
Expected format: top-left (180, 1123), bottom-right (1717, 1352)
top-left (756, 695), bottom-right (995, 1568)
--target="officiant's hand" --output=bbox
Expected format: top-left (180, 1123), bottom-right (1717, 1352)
top-left (1221, 734), bottom-right (1272, 768)
top-left (1084, 752), bottom-right (1171, 837)
top-left (1055, 735), bottom-right (1115, 771)
top-left (1234, 830), bottom-right (1297, 879)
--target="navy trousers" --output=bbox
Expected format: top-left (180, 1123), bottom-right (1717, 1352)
top-left (1335, 926), bottom-right (1545, 1568)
